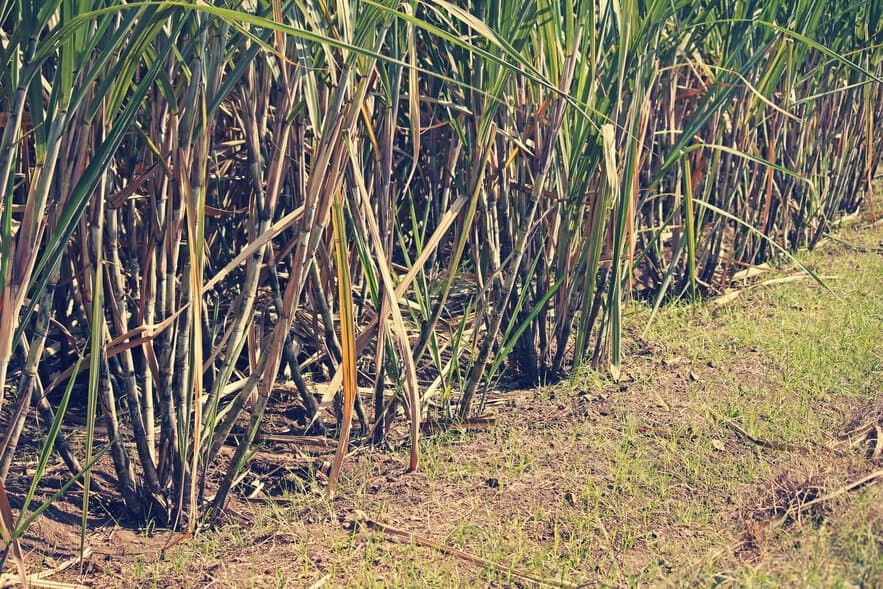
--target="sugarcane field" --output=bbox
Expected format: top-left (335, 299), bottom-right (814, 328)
top-left (0, 1), bottom-right (882, 587)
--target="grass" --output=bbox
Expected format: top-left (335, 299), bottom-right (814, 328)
top-left (45, 220), bottom-right (883, 587)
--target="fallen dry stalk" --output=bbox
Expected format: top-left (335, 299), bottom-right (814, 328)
top-left (772, 469), bottom-right (883, 528)
top-left (352, 510), bottom-right (579, 588)
top-left (710, 274), bottom-right (824, 309)
top-left (713, 410), bottom-right (802, 452)
top-left (0, 548), bottom-right (91, 589)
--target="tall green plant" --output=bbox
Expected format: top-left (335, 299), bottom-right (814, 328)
top-left (0, 3), bottom-right (879, 563)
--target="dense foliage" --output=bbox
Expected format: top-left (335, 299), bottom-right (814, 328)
top-left (0, 0), bottom-right (879, 555)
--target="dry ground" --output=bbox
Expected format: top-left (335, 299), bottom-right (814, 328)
top-left (5, 218), bottom-right (883, 588)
